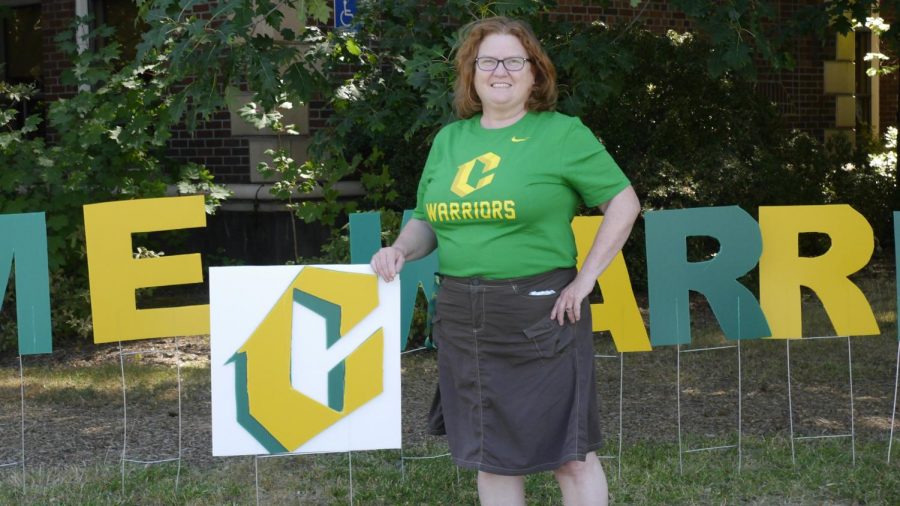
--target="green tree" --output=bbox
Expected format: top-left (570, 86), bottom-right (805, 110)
top-left (0, 21), bottom-right (229, 347)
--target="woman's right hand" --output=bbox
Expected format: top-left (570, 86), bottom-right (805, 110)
top-left (370, 218), bottom-right (437, 282)
top-left (370, 246), bottom-right (406, 282)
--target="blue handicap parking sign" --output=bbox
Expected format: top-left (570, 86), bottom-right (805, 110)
top-left (334, 0), bottom-right (356, 29)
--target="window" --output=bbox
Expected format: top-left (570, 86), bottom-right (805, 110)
top-left (0, 2), bottom-right (42, 86)
top-left (91, 0), bottom-right (146, 62)
top-left (0, 1), bottom-right (42, 135)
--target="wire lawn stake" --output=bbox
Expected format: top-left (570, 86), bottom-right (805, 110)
top-left (118, 339), bottom-right (184, 497)
top-left (676, 341), bottom-right (743, 475)
top-left (594, 351), bottom-right (624, 480)
top-left (254, 455), bottom-right (260, 506)
top-left (785, 336), bottom-right (856, 467)
top-left (888, 340), bottom-right (900, 464)
top-left (348, 451), bottom-right (354, 506)
top-left (0, 356), bottom-right (27, 499)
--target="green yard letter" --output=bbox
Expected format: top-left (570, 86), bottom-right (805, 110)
top-left (0, 212), bottom-right (52, 354)
top-left (349, 210), bottom-right (438, 350)
top-left (645, 206), bottom-right (770, 346)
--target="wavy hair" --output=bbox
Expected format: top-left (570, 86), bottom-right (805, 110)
top-left (453, 17), bottom-right (558, 119)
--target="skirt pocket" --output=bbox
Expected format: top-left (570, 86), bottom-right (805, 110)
top-left (522, 318), bottom-right (576, 359)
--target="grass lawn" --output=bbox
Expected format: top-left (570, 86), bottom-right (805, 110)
top-left (1, 436), bottom-right (899, 504)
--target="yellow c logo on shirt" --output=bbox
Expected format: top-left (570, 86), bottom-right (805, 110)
top-left (451, 152), bottom-right (501, 197)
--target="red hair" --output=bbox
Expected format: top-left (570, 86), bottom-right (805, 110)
top-left (453, 17), bottom-right (558, 119)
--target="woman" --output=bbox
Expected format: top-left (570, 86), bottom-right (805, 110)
top-left (371, 16), bottom-right (640, 506)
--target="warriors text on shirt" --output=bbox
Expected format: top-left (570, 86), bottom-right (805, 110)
top-left (425, 200), bottom-right (517, 222)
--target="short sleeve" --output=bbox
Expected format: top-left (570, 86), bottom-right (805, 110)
top-left (561, 117), bottom-right (630, 208)
top-left (412, 130), bottom-right (446, 221)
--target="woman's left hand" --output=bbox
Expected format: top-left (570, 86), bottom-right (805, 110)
top-left (551, 186), bottom-right (641, 326)
top-left (550, 273), bottom-right (596, 325)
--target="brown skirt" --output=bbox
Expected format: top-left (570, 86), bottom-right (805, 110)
top-left (428, 268), bottom-right (602, 476)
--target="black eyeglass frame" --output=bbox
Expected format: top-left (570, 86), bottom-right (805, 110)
top-left (473, 57), bottom-right (531, 72)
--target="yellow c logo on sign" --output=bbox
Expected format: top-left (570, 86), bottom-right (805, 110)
top-left (451, 152), bottom-right (501, 197)
top-left (229, 267), bottom-right (383, 452)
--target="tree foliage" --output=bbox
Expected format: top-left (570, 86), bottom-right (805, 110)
top-left (129, 0), bottom-right (899, 269)
top-left (0, 21), bottom-right (229, 346)
top-left (136, 0), bottom-right (335, 124)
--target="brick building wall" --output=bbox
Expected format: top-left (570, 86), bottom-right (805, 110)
top-left (308, 99), bottom-right (330, 132)
top-left (41, 0), bottom-right (77, 100)
top-left (757, 1), bottom-right (838, 136)
top-left (552, 0), bottom-right (690, 30)
top-left (757, 36), bottom-right (836, 135)
top-left (166, 113), bottom-right (252, 184)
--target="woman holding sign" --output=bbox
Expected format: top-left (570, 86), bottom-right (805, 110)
top-left (371, 16), bottom-right (640, 506)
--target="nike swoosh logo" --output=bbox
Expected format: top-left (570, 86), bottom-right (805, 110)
top-left (511, 137), bottom-right (529, 143)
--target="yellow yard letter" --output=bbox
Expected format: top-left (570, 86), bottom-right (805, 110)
top-left (84, 196), bottom-right (209, 343)
top-left (572, 216), bottom-right (651, 352)
top-left (759, 205), bottom-right (878, 338)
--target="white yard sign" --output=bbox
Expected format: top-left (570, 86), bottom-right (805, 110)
top-left (210, 264), bottom-right (400, 456)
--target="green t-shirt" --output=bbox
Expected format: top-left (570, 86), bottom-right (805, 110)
top-left (412, 111), bottom-right (630, 279)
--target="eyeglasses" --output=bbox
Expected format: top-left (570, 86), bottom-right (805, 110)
top-left (474, 57), bottom-right (530, 72)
